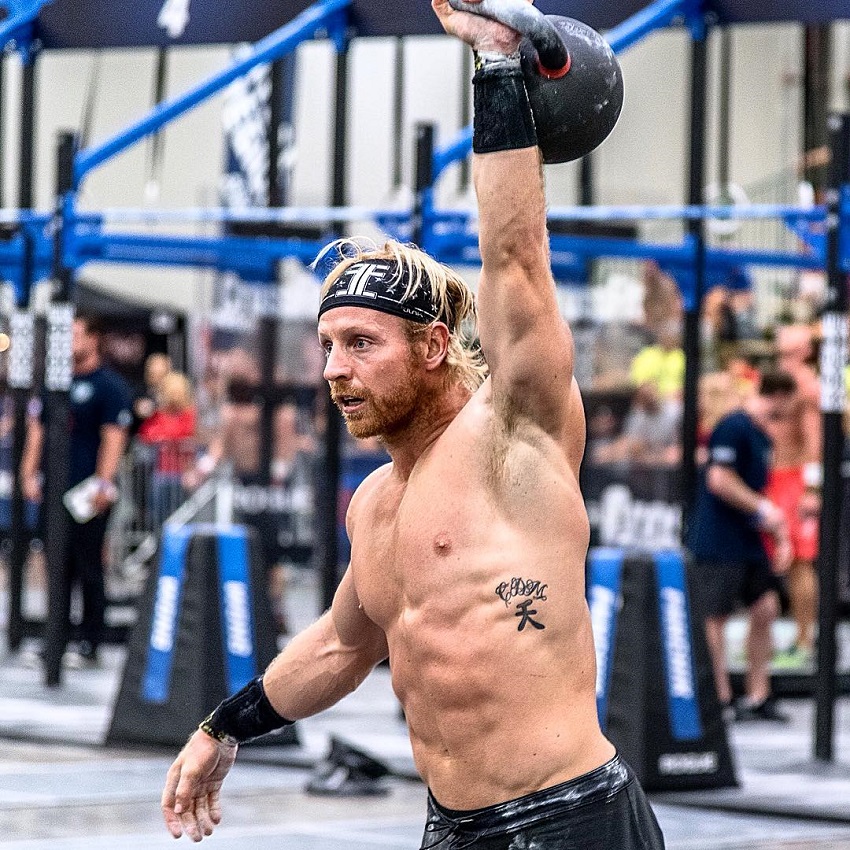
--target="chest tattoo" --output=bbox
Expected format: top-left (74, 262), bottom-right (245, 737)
top-left (495, 577), bottom-right (548, 632)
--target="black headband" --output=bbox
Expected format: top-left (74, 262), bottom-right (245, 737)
top-left (318, 260), bottom-right (450, 328)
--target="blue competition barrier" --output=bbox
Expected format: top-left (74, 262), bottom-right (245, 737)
top-left (108, 522), bottom-right (295, 748)
top-left (587, 547), bottom-right (736, 791)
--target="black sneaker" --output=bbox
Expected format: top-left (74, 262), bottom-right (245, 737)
top-left (735, 696), bottom-right (789, 723)
top-left (65, 640), bottom-right (99, 669)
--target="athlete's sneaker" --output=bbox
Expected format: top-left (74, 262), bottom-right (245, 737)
top-left (734, 696), bottom-right (789, 723)
top-left (63, 641), bottom-right (99, 670)
top-left (772, 645), bottom-right (813, 671)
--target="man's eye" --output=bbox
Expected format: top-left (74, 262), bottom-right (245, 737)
top-left (354, 338), bottom-right (369, 350)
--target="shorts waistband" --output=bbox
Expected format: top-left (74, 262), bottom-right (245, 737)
top-left (426, 754), bottom-right (631, 837)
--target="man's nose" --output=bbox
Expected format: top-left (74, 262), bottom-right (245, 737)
top-left (323, 345), bottom-right (351, 382)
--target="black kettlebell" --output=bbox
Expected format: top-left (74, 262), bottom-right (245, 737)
top-left (449, 0), bottom-right (624, 164)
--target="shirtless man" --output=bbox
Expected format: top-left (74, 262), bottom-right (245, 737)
top-left (766, 327), bottom-right (822, 662)
top-left (161, 3), bottom-right (664, 846)
top-left (186, 356), bottom-right (314, 633)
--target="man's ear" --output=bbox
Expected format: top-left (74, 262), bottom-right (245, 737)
top-left (423, 322), bottom-right (450, 371)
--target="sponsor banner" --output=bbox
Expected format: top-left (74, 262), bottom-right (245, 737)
top-left (142, 526), bottom-right (192, 703)
top-left (654, 550), bottom-right (702, 742)
top-left (34, 0), bottom-right (843, 49)
top-left (216, 528), bottom-right (258, 695)
top-left (587, 548), bottom-right (624, 726)
top-left (582, 464), bottom-right (681, 550)
top-left (658, 751), bottom-right (719, 776)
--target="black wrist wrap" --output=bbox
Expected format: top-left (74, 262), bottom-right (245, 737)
top-left (199, 676), bottom-right (293, 745)
top-left (472, 65), bottom-right (537, 155)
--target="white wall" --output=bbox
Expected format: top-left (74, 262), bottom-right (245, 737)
top-left (0, 19), bottom-right (842, 312)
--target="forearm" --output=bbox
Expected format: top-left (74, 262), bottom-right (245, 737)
top-left (474, 148), bottom-right (548, 273)
top-left (707, 466), bottom-right (762, 515)
top-left (263, 610), bottom-right (383, 720)
top-left (20, 424), bottom-right (43, 480)
top-left (96, 425), bottom-right (128, 482)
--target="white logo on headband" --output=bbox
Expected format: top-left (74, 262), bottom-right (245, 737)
top-left (341, 263), bottom-right (380, 299)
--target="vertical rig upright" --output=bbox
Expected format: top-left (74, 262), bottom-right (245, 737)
top-left (42, 131), bottom-right (77, 687)
top-left (814, 113), bottom-right (850, 763)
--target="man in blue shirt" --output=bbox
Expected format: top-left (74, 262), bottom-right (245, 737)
top-left (688, 370), bottom-right (795, 721)
top-left (21, 313), bottom-right (133, 667)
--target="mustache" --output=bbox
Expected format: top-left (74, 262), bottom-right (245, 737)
top-left (330, 382), bottom-right (369, 404)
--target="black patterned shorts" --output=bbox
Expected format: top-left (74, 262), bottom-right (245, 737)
top-left (420, 754), bottom-right (664, 850)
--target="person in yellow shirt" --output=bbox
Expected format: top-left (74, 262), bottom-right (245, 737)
top-left (630, 319), bottom-right (685, 399)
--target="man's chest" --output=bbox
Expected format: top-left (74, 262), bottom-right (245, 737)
top-left (350, 470), bottom-right (501, 629)
top-left (69, 378), bottom-right (102, 432)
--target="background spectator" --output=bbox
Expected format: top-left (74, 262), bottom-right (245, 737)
top-left (687, 371), bottom-right (795, 722)
top-left (19, 314), bottom-right (132, 669)
top-left (137, 371), bottom-right (197, 524)
top-left (593, 382), bottom-right (681, 468)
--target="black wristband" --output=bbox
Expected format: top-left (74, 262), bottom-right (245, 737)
top-left (472, 64), bottom-right (538, 155)
top-left (199, 676), bottom-right (293, 745)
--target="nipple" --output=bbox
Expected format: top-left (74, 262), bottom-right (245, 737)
top-left (433, 534), bottom-right (452, 555)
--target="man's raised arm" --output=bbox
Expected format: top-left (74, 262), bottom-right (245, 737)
top-left (433, 0), bottom-right (574, 433)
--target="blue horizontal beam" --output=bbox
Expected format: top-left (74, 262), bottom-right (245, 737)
top-left (76, 200), bottom-right (831, 228)
top-left (74, 0), bottom-right (351, 184)
top-left (0, 0), bottom-right (49, 50)
top-left (605, 0), bottom-right (688, 53)
top-left (70, 230), bottom-right (331, 277)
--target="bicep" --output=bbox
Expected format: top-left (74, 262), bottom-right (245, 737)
top-left (330, 568), bottom-right (388, 663)
top-left (477, 266), bottom-right (575, 431)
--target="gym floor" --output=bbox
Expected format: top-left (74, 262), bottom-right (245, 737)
top-left (2, 570), bottom-right (850, 849)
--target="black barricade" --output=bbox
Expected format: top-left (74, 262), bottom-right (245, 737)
top-left (588, 547), bottom-right (737, 791)
top-left (108, 523), bottom-right (297, 748)
top-left (582, 459), bottom-right (850, 613)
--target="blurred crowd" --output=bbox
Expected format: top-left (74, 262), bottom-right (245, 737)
top-left (581, 259), bottom-right (844, 706)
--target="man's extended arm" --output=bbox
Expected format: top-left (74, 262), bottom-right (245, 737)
top-left (161, 567), bottom-right (387, 842)
top-left (474, 148), bottom-right (574, 431)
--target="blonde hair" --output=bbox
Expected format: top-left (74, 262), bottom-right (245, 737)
top-left (316, 238), bottom-right (488, 392)
top-left (159, 371), bottom-right (194, 412)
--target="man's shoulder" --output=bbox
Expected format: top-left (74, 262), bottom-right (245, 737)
top-left (93, 365), bottom-right (130, 393)
top-left (348, 461), bottom-right (394, 513)
top-left (714, 408), bottom-right (750, 434)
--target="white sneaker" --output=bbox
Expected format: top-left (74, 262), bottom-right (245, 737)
top-left (62, 649), bottom-right (85, 670)
top-left (17, 649), bottom-right (43, 670)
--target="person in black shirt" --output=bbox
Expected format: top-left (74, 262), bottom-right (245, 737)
top-left (688, 370), bottom-right (795, 721)
top-left (21, 313), bottom-right (132, 667)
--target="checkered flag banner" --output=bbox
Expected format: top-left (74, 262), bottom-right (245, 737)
top-left (8, 310), bottom-right (35, 390)
top-left (45, 303), bottom-right (74, 392)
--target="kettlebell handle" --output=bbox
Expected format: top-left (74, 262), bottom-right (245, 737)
top-left (447, 0), bottom-right (570, 76)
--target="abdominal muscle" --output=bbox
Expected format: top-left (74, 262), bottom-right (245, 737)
top-left (388, 589), bottom-right (612, 809)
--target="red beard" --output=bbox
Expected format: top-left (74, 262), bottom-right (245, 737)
top-left (331, 367), bottom-right (421, 440)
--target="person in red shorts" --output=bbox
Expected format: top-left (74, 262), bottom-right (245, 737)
top-left (762, 355), bottom-right (820, 666)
